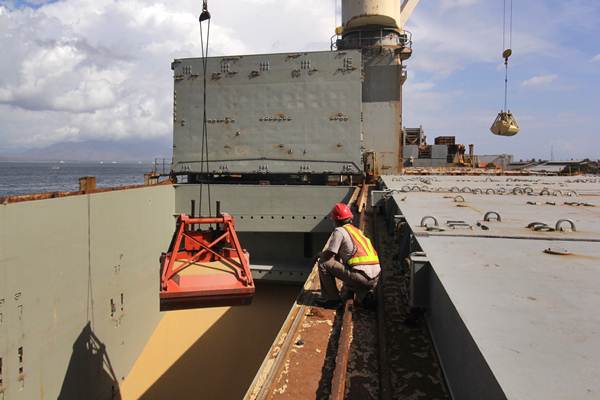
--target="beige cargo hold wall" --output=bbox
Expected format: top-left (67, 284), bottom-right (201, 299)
top-left (0, 185), bottom-right (175, 399)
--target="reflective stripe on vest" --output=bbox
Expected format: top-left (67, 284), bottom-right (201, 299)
top-left (342, 224), bottom-right (379, 266)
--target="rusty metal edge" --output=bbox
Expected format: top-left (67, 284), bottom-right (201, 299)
top-left (329, 186), bottom-right (370, 400)
top-left (0, 179), bottom-right (172, 205)
top-left (243, 266), bottom-right (319, 400)
top-left (245, 183), bottom-right (365, 400)
top-left (329, 299), bottom-right (353, 400)
top-left (373, 208), bottom-right (392, 400)
top-left (347, 185), bottom-right (362, 208)
top-left (401, 168), bottom-right (541, 176)
top-left (357, 183), bottom-right (370, 215)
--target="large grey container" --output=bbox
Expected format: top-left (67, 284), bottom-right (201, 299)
top-left (431, 144), bottom-right (448, 160)
top-left (171, 51), bottom-right (363, 175)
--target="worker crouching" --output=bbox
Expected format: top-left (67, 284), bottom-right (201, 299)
top-left (314, 203), bottom-right (380, 309)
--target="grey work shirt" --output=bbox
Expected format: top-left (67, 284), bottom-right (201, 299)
top-left (324, 226), bottom-right (380, 279)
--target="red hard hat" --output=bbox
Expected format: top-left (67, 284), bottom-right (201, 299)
top-left (330, 203), bottom-right (353, 221)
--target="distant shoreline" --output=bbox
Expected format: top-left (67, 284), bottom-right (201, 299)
top-left (0, 159), bottom-right (159, 164)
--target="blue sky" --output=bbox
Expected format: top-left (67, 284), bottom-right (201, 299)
top-left (404, 0), bottom-right (600, 160)
top-left (0, 0), bottom-right (599, 160)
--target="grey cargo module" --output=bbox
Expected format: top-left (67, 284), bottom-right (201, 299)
top-left (171, 51), bottom-right (363, 176)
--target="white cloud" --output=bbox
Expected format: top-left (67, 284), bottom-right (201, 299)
top-left (0, 0), bottom-right (335, 150)
top-left (1, 0), bottom-right (598, 161)
top-left (592, 54), bottom-right (600, 62)
top-left (521, 74), bottom-right (558, 87)
top-left (406, 2), bottom-right (556, 80)
top-left (407, 81), bottom-right (435, 92)
top-left (440, 0), bottom-right (479, 10)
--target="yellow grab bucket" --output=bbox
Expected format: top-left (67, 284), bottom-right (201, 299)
top-left (490, 111), bottom-right (520, 136)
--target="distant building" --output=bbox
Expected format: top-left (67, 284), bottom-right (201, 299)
top-left (402, 127), bottom-right (518, 170)
top-left (508, 160), bottom-right (598, 175)
top-left (476, 154), bottom-right (513, 169)
top-left (402, 127), bottom-right (467, 167)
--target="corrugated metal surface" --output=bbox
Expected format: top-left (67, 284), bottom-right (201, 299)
top-left (402, 144), bottom-right (419, 159)
top-left (431, 144), bottom-right (448, 160)
top-left (413, 158), bottom-right (448, 167)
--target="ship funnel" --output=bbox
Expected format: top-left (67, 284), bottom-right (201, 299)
top-left (342, 0), bottom-right (402, 31)
top-left (336, 0), bottom-right (418, 53)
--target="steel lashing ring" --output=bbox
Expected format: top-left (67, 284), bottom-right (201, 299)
top-left (527, 222), bottom-right (552, 231)
top-left (472, 188), bottom-right (483, 194)
top-left (460, 187), bottom-right (473, 193)
top-left (449, 186), bottom-right (460, 193)
top-left (420, 216), bottom-right (439, 228)
top-left (512, 187), bottom-right (524, 195)
top-left (540, 188), bottom-right (551, 196)
top-left (453, 195), bottom-right (465, 203)
top-left (565, 190), bottom-right (577, 197)
top-left (527, 222), bottom-right (554, 232)
top-left (552, 190), bottom-right (562, 196)
top-left (411, 185), bottom-right (422, 192)
top-left (485, 188), bottom-right (496, 195)
top-left (524, 187), bottom-right (534, 194)
top-left (401, 185), bottom-right (411, 192)
top-left (483, 211), bottom-right (501, 222)
top-left (555, 219), bottom-right (576, 232)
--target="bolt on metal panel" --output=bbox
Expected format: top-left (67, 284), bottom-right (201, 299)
top-left (174, 184), bottom-right (355, 232)
top-left (172, 51), bottom-right (363, 175)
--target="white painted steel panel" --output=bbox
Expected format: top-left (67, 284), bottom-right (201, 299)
top-left (172, 51), bottom-right (363, 175)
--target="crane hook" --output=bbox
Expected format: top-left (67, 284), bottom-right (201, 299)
top-left (502, 48), bottom-right (512, 64)
top-left (200, 0), bottom-right (211, 22)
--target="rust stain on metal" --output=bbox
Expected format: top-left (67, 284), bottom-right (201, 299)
top-left (330, 300), bottom-right (353, 400)
top-left (266, 304), bottom-right (337, 400)
top-left (394, 87), bottom-right (403, 174)
top-left (248, 186), bottom-right (376, 400)
top-left (0, 179), bottom-right (171, 205)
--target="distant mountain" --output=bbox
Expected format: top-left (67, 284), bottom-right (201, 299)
top-left (1, 138), bottom-right (172, 162)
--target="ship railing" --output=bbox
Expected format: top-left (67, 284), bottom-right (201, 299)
top-left (152, 158), bottom-right (173, 175)
top-left (331, 28), bottom-right (412, 51)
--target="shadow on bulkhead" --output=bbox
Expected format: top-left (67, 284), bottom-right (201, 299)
top-left (58, 322), bottom-right (121, 400)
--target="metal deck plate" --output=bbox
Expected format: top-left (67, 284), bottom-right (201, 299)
top-left (381, 175), bottom-right (600, 399)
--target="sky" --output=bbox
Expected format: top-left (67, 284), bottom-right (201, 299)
top-left (0, 0), bottom-right (599, 160)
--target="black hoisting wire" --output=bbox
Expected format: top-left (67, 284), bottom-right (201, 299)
top-left (198, 0), bottom-right (212, 217)
top-left (502, 0), bottom-right (513, 112)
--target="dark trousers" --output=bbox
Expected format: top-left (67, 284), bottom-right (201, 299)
top-left (318, 258), bottom-right (378, 302)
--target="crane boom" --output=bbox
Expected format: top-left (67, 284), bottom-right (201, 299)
top-left (398, 0), bottom-right (421, 28)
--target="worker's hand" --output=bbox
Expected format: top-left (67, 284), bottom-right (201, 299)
top-left (311, 254), bottom-right (320, 266)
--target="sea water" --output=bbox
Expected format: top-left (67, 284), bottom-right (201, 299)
top-left (0, 161), bottom-right (157, 196)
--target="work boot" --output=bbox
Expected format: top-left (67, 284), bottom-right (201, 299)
top-left (357, 290), bottom-right (378, 310)
top-left (313, 297), bottom-right (343, 309)
top-left (339, 286), bottom-right (354, 301)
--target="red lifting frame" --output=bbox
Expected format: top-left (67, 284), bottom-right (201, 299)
top-left (159, 213), bottom-right (255, 311)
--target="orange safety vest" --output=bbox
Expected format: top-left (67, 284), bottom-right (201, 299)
top-left (342, 224), bottom-right (380, 266)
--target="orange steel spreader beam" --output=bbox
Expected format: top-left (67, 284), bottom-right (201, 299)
top-left (159, 213), bottom-right (255, 311)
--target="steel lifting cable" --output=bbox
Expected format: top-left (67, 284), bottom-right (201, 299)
top-left (490, 0), bottom-right (519, 136)
top-left (502, 0), bottom-right (513, 111)
top-left (198, 1), bottom-right (211, 217)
